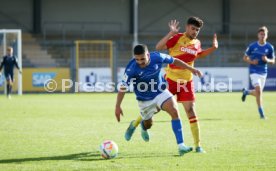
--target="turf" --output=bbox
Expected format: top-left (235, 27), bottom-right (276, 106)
top-left (0, 92), bottom-right (275, 171)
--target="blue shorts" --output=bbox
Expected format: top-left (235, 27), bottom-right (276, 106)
top-left (4, 72), bottom-right (14, 81)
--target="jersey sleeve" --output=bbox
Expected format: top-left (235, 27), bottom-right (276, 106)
top-left (245, 44), bottom-right (253, 56)
top-left (159, 53), bottom-right (174, 64)
top-left (120, 63), bottom-right (134, 89)
top-left (14, 56), bottom-right (20, 69)
top-left (166, 34), bottom-right (181, 49)
top-left (196, 41), bottom-right (203, 55)
top-left (268, 45), bottom-right (275, 59)
top-left (121, 72), bottom-right (131, 87)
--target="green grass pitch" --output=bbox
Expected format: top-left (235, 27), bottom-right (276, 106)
top-left (0, 92), bottom-right (275, 171)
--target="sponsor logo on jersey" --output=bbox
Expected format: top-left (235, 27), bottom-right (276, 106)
top-left (180, 46), bottom-right (197, 55)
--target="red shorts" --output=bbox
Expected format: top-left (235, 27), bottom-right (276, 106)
top-left (166, 78), bottom-right (195, 102)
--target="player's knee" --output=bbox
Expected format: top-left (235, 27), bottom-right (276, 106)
top-left (143, 120), bottom-right (153, 129)
top-left (145, 123), bottom-right (152, 129)
top-left (185, 106), bottom-right (195, 116)
top-left (255, 86), bottom-right (261, 95)
top-left (169, 108), bottom-right (179, 119)
top-left (7, 80), bottom-right (13, 85)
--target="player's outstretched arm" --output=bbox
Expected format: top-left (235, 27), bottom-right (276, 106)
top-left (173, 58), bottom-right (202, 77)
top-left (197, 33), bottom-right (218, 58)
top-left (156, 20), bottom-right (180, 50)
top-left (115, 90), bottom-right (126, 122)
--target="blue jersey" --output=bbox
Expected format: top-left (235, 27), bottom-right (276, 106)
top-left (0, 55), bottom-right (20, 74)
top-left (245, 41), bottom-right (275, 75)
top-left (121, 52), bottom-right (174, 101)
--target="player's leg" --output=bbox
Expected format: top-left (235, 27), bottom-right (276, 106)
top-left (5, 74), bottom-right (12, 99)
top-left (140, 118), bottom-right (151, 142)
top-left (6, 81), bottom-right (9, 97)
top-left (158, 90), bottom-right (192, 156)
top-left (141, 118), bottom-right (153, 129)
top-left (256, 75), bottom-right (266, 119)
top-left (248, 86), bottom-right (265, 118)
top-left (254, 85), bottom-right (265, 118)
top-left (181, 101), bottom-right (204, 153)
top-left (242, 87), bottom-right (257, 101)
top-left (140, 107), bottom-right (162, 141)
top-left (135, 101), bottom-right (158, 142)
top-left (243, 74), bottom-right (266, 118)
top-left (125, 107), bottom-right (162, 141)
top-left (124, 115), bottom-right (142, 141)
top-left (177, 80), bottom-right (205, 153)
top-left (8, 73), bottom-right (14, 98)
top-left (139, 114), bottom-right (155, 142)
top-left (242, 74), bottom-right (261, 100)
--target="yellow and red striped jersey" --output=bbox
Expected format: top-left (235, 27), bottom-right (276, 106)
top-left (166, 33), bottom-right (202, 82)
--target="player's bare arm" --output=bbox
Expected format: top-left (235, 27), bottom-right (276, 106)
top-left (173, 58), bottom-right (202, 77)
top-left (115, 89), bottom-right (126, 122)
top-left (243, 55), bottom-right (258, 65)
top-left (197, 34), bottom-right (218, 58)
top-left (156, 20), bottom-right (180, 50)
top-left (262, 55), bottom-right (275, 64)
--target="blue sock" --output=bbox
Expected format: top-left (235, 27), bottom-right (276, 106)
top-left (140, 121), bottom-right (146, 131)
top-left (258, 107), bottom-right (265, 118)
top-left (171, 119), bottom-right (184, 144)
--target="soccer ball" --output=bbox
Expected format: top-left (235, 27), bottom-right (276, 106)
top-left (99, 140), bottom-right (118, 159)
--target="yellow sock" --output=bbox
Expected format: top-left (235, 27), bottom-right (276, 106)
top-left (132, 115), bottom-right (142, 127)
top-left (189, 116), bottom-right (201, 147)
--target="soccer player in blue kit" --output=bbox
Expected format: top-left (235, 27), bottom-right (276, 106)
top-left (0, 47), bottom-right (22, 99)
top-left (242, 26), bottom-right (275, 119)
top-left (115, 44), bottom-right (202, 155)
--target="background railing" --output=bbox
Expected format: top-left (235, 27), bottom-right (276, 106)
top-left (16, 21), bottom-right (276, 69)
top-left (42, 21), bottom-right (124, 42)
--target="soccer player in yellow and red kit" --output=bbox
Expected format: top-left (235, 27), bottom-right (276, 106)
top-left (124, 17), bottom-right (218, 153)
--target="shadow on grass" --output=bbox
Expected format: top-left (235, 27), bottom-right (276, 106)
top-left (0, 152), bottom-right (103, 164)
top-left (200, 118), bottom-right (222, 121)
top-left (147, 118), bottom-right (223, 124)
top-left (0, 151), bottom-right (181, 163)
top-left (79, 152), bottom-right (178, 161)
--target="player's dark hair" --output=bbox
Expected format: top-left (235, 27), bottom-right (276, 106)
top-left (134, 44), bottom-right (148, 55)
top-left (187, 16), bottom-right (203, 28)
top-left (258, 26), bottom-right (268, 33)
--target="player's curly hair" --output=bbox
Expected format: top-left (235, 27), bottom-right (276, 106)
top-left (258, 26), bottom-right (268, 33)
top-left (187, 16), bottom-right (203, 28)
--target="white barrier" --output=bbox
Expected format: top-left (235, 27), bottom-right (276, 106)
top-left (78, 67), bottom-right (249, 92)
